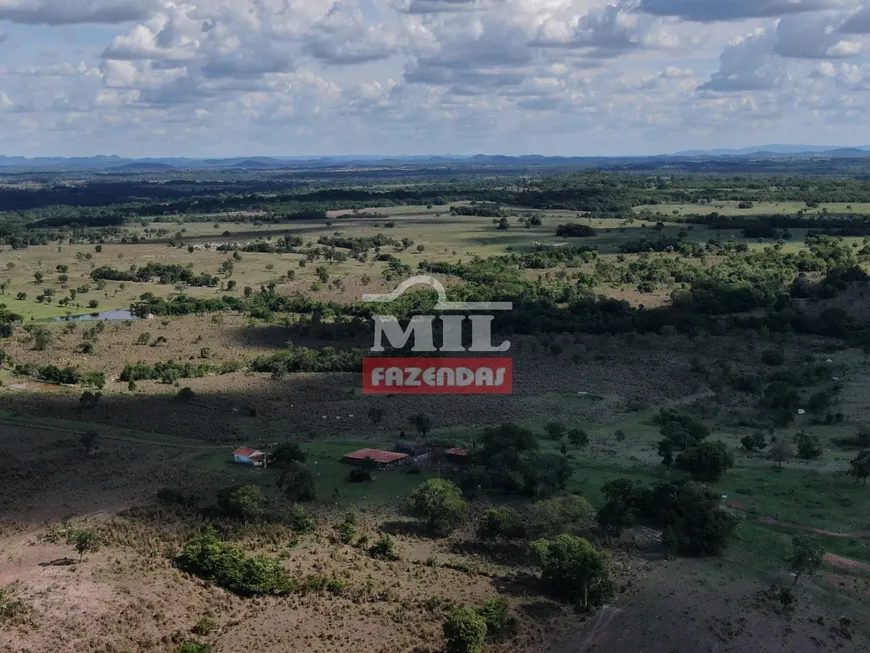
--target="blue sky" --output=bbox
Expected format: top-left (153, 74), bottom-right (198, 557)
top-left (1, 0), bottom-right (870, 157)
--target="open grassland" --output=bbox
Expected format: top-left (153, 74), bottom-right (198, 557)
top-left (5, 202), bottom-right (854, 321)
top-left (634, 201), bottom-right (870, 216)
top-left (3, 171), bottom-right (870, 652)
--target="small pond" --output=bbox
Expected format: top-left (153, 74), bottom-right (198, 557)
top-left (54, 310), bottom-right (139, 322)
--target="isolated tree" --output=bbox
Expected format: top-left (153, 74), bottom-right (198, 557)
top-left (796, 432), bottom-right (823, 460)
top-left (337, 509), bottom-right (359, 544)
top-left (78, 391), bottom-right (100, 410)
top-left (544, 421), bottom-right (567, 440)
top-left (530, 534), bottom-right (614, 608)
top-left (277, 462), bottom-right (316, 502)
top-left (80, 430), bottom-right (101, 453)
top-left (442, 606), bottom-right (487, 653)
top-left (408, 413), bottom-right (432, 438)
top-left (33, 271), bottom-right (44, 283)
top-left (270, 442), bottom-right (306, 466)
top-left (408, 478), bottom-right (467, 535)
top-left (741, 432), bottom-right (767, 452)
top-left (32, 326), bottom-right (53, 351)
top-left (367, 406), bottom-right (385, 430)
top-left (849, 450), bottom-right (870, 486)
top-left (789, 534), bottom-right (825, 586)
top-left (769, 439), bottom-right (794, 469)
top-left (675, 441), bottom-right (735, 482)
top-left (69, 528), bottom-right (102, 562)
top-left (567, 428), bottom-right (589, 448)
top-left (217, 485), bottom-right (267, 523)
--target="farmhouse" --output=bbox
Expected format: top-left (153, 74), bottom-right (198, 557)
top-left (446, 448), bottom-right (469, 463)
top-left (343, 448), bottom-right (409, 468)
top-left (232, 447), bottom-right (266, 467)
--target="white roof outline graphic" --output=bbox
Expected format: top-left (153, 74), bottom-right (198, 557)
top-left (362, 275), bottom-right (512, 311)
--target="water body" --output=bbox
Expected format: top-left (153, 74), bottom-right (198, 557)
top-left (54, 309), bottom-right (139, 322)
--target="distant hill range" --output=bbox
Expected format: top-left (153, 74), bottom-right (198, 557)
top-left (3, 146), bottom-right (870, 171)
top-left (673, 144), bottom-right (870, 157)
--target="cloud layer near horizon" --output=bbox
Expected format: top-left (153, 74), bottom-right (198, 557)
top-left (1, 0), bottom-right (870, 156)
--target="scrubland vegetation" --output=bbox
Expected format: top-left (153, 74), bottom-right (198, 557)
top-left (2, 161), bottom-right (870, 651)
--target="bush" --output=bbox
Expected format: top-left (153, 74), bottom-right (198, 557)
top-left (369, 533), bottom-right (399, 560)
top-left (176, 387), bottom-right (196, 400)
top-left (408, 479), bottom-right (468, 535)
top-left (797, 432), bottom-right (823, 460)
top-left (337, 510), bottom-right (359, 544)
top-left (348, 467), bottom-right (372, 483)
top-left (476, 507), bottom-right (526, 541)
top-left (478, 596), bottom-right (517, 640)
top-left (0, 588), bottom-right (26, 624)
top-left (741, 432), bottom-right (767, 452)
top-left (191, 617), bottom-right (215, 636)
top-left (178, 641), bottom-right (212, 653)
top-left (216, 485), bottom-right (266, 522)
top-left (177, 527), bottom-right (291, 596)
top-left (288, 505), bottom-right (317, 533)
top-left (761, 350), bottom-right (785, 366)
top-left (443, 606), bottom-right (487, 653)
top-left (529, 495), bottom-right (594, 536)
top-left (568, 428), bottom-right (589, 448)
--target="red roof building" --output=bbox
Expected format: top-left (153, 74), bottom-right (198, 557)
top-left (446, 448), bottom-right (468, 457)
top-left (343, 448), bottom-right (409, 466)
top-left (232, 447), bottom-right (266, 467)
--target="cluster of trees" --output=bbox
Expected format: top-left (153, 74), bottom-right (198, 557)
top-left (92, 263), bottom-right (219, 287)
top-left (119, 360), bottom-right (240, 383)
top-left (215, 235), bottom-right (303, 254)
top-left (316, 233), bottom-right (399, 252)
top-left (176, 527), bottom-right (292, 596)
top-left (250, 345), bottom-right (362, 376)
top-left (458, 423), bottom-right (575, 498)
top-left (556, 223), bottom-right (597, 238)
top-left (595, 478), bottom-right (739, 556)
top-left (12, 363), bottom-right (105, 389)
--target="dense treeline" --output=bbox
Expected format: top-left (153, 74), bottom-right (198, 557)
top-left (316, 233), bottom-right (398, 252)
top-left (8, 171), bottom-right (870, 249)
top-left (92, 263), bottom-right (219, 287)
top-left (119, 360), bottom-right (241, 383)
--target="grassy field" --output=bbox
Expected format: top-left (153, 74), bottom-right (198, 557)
top-left (190, 439), bottom-right (437, 506)
top-left (5, 203), bottom-right (851, 321)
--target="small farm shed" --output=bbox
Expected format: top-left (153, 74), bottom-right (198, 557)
top-left (233, 447), bottom-right (266, 467)
top-left (446, 448), bottom-right (469, 463)
top-left (344, 448), bottom-right (409, 468)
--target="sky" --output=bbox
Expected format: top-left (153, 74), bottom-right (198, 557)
top-left (1, 0), bottom-right (870, 158)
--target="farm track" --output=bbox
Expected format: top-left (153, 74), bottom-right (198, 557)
top-left (0, 413), bottom-right (223, 450)
top-left (753, 515), bottom-right (870, 539)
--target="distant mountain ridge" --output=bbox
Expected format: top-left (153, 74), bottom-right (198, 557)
top-left (674, 144), bottom-right (870, 156)
top-left (3, 146), bottom-right (870, 170)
